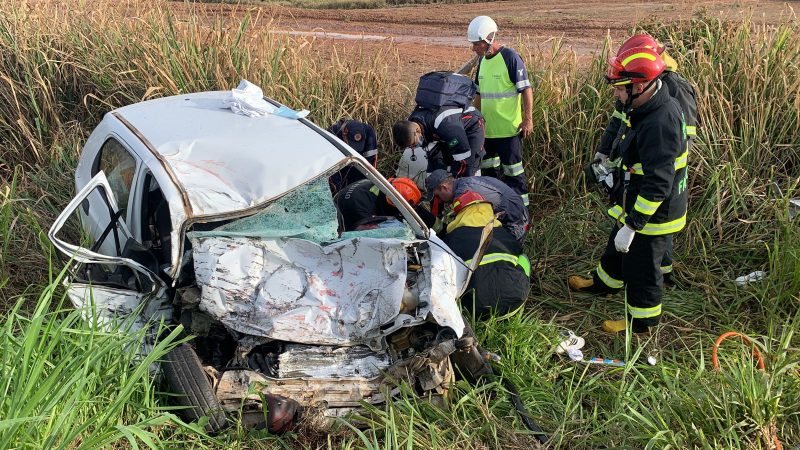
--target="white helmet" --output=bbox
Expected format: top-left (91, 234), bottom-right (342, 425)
top-left (467, 16), bottom-right (498, 44)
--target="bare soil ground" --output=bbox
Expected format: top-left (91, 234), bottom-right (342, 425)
top-left (170, 0), bottom-right (794, 80)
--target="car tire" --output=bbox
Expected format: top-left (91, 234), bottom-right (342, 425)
top-left (162, 343), bottom-right (228, 433)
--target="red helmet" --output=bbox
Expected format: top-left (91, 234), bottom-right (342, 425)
top-left (617, 34), bottom-right (664, 55)
top-left (387, 177), bottom-right (422, 207)
top-left (452, 191), bottom-right (487, 215)
top-left (606, 47), bottom-right (665, 86)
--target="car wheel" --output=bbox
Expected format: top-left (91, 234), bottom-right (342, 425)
top-left (162, 343), bottom-right (228, 433)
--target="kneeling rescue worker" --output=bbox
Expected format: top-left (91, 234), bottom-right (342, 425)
top-left (569, 46), bottom-right (688, 334)
top-left (334, 177), bottom-right (434, 231)
top-left (426, 169), bottom-right (529, 243)
top-left (442, 191), bottom-right (530, 317)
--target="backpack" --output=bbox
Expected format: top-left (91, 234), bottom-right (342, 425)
top-left (415, 71), bottom-right (477, 110)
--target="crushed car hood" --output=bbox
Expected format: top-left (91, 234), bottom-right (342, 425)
top-left (191, 235), bottom-right (465, 348)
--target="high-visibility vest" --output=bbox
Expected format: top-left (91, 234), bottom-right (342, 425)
top-left (478, 53), bottom-right (522, 138)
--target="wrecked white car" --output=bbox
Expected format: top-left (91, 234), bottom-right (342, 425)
top-left (49, 90), bottom-right (492, 433)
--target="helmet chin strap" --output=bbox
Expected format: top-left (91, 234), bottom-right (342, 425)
top-left (484, 32), bottom-right (496, 56)
top-left (624, 77), bottom-right (659, 110)
top-left (623, 85), bottom-right (635, 111)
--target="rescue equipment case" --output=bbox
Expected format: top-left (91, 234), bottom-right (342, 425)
top-left (415, 71), bottom-right (477, 110)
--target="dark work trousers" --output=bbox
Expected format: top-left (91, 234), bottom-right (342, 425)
top-left (460, 262), bottom-right (530, 319)
top-left (425, 144), bottom-right (483, 178)
top-left (661, 247), bottom-right (674, 279)
top-left (480, 135), bottom-right (529, 205)
top-left (592, 224), bottom-right (672, 328)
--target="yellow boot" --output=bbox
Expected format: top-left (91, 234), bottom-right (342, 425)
top-left (602, 319), bottom-right (627, 333)
top-left (568, 275), bottom-right (594, 291)
top-left (568, 274), bottom-right (617, 294)
top-left (602, 319), bottom-right (651, 334)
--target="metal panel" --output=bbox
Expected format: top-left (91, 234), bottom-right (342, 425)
top-left (191, 236), bottom-right (408, 346)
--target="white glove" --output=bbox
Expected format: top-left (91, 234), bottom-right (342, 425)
top-left (594, 152), bottom-right (609, 164)
top-left (614, 225), bottom-right (636, 253)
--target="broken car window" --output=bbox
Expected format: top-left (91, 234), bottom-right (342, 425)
top-left (94, 138), bottom-right (137, 222)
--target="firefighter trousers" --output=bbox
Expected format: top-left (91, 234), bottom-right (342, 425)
top-left (461, 261), bottom-right (529, 319)
top-left (592, 224), bottom-right (673, 328)
top-left (480, 135), bottom-right (529, 206)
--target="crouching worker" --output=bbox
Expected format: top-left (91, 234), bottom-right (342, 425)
top-left (442, 191), bottom-right (530, 318)
top-left (392, 104), bottom-right (485, 180)
top-left (427, 169), bottom-right (529, 243)
top-left (334, 177), bottom-right (435, 231)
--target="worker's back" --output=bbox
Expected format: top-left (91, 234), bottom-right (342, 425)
top-left (442, 200), bottom-right (529, 317)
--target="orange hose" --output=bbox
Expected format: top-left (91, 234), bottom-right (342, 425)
top-left (711, 331), bottom-right (765, 371)
top-left (711, 332), bottom-right (779, 449)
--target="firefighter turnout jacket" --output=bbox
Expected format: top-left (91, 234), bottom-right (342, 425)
top-left (408, 106), bottom-right (485, 178)
top-left (451, 176), bottom-right (529, 242)
top-left (609, 81), bottom-right (688, 235)
top-left (598, 70), bottom-right (698, 157)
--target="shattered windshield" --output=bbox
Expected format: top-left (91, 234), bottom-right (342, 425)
top-left (189, 175), bottom-right (340, 243)
top-left (188, 169), bottom-right (415, 242)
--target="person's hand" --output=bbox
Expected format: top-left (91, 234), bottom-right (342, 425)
top-left (614, 225), bottom-right (636, 253)
top-left (593, 152), bottom-right (608, 164)
top-left (519, 117), bottom-right (533, 138)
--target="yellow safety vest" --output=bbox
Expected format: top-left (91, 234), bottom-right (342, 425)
top-left (478, 51), bottom-right (523, 138)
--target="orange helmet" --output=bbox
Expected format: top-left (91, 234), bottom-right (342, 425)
top-left (387, 177), bottom-right (422, 206)
top-left (617, 34), bottom-right (664, 55)
top-left (606, 47), bottom-right (665, 86)
top-left (452, 191), bottom-right (487, 215)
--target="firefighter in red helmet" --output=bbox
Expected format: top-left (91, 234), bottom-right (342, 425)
top-left (579, 34), bottom-right (698, 288)
top-left (570, 47), bottom-right (689, 334)
top-left (441, 191), bottom-right (530, 318)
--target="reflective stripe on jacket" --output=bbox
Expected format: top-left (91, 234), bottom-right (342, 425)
top-left (465, 253), bottom-right (531, 278)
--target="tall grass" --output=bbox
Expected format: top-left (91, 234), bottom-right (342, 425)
top-left (0, 268), bottom-right (193, 449)
top-left (0, 0), bottom-right (400, 171)
top-left (0, 0), bottom-right (798, 448)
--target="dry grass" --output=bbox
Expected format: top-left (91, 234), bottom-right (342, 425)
top-left (0, 0), bottom-right (798, 448)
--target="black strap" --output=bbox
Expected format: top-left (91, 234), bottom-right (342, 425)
top-left (90, 207), bottom-right (125, 256)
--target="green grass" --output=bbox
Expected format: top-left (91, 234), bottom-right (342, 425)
top-left (0, 0), bottom-right (798, 448)
top-left (0, 269), bottom-right (196, 449)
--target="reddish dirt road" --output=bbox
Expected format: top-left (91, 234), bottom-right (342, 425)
top-left (171, 0), bottom-right (791, 79)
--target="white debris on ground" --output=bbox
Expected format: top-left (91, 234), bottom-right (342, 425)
top-left (734, 270), bottom-right (766, 287)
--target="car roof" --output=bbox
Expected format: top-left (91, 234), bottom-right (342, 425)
top-left (113, 91), bottom-right (355, 220)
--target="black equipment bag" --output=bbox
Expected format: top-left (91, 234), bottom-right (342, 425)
top-left (415, 71), bottom-right (477, 110)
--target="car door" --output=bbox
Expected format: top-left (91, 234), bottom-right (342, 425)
top-left (49, 171), bottom-right (172, 336)
top-left (81, 136), bottom-right (142, 256)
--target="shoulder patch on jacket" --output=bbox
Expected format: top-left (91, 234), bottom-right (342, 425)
top-left (447, 138), bottom-right (460, 148)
